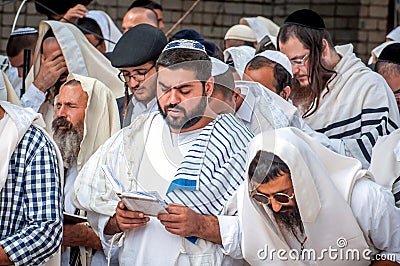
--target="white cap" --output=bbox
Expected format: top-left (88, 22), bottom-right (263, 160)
top-left (254, 50), bottom-right (293, 77)
top-left (10, 27), bottom-right (37, 36)
top-left (210, 57), bottom-right (229, 77)
top-left (162, 39), bottom-right (207, 53)
top-left (387, 26), bottom-right (400, 42)
top-left (224, 25), bottom-right (256, 42)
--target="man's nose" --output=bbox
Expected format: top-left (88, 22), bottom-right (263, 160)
top-left (270, 199), bottom-right (283, 213)
top-left (168, 89), bottom-right (181, 105)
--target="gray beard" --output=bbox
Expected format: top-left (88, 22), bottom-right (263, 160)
top-left (52, 119), bottom-right (83, 169)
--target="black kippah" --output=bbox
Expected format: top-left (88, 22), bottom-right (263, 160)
top-left (284, 9), bottom-right (325, 30)
top-left (110, 24), bottom-right (167, 68)
top-left (378, 43), bottom-right (400, 65)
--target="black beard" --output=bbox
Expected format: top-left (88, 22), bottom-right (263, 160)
top-left (158, 89), bottom-right (207, 131)
top-left (272, 204), bottom-right (304, 234)
top-left (52, 117), bottom-right (83, 169)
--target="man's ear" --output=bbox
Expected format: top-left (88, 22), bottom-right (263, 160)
top-left (205, 76), bottom-right (214, 97)
top-left (233, 87), bottom-right (242, 102)
top-left (279, 86), bottom-right (291, 100)
top-left (322, 39), bottom-right (330, 57)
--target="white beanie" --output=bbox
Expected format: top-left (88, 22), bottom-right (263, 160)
top-left (224, 24), bottom-right (256, 42)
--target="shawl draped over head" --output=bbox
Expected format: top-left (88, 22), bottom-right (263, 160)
top-left (223, 46), bottom-right (255, 78)
top-left (238, 127), bottom-right (369, 265)
top-left (62, 73), bottom-right (121, 171)
top-left (26, 20), bottom-right (124, 99)
top-left (86, 10), bottom-right (122, 53)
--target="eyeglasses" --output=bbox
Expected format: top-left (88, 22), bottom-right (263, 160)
top-left (290, 54), bottom-right (309, 66)
top-left (118, 63), bottom-right (155, 83)
top-left (251, 190), bottom-right (295, 205)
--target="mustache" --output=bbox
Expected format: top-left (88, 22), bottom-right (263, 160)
top-left (52, 117), bottom-right (73, 131)
top-left (164, 103), bottom-right (186, 114)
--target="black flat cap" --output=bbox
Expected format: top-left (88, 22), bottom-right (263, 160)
top-left (378, 43), bottom-right (400, 65)
top-left (110, 24), bottom-right (167, 68)
top-left (284, 9), bottom-right (325, 30)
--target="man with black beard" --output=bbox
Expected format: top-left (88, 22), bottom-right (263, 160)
top-left (278, 9), bottom-right (399, 169)
top-left (52, 75), bottom-right (120, 266)
top-left (72, 40), bottom-right (254, 265)
top-left (239, 128), bottom-right (400, 265)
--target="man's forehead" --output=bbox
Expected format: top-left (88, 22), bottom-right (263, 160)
top-left (157, 66), bottom-right (199, 86)
top-left (59, 84), bottom-right (87, 101)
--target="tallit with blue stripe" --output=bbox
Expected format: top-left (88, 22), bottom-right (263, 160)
top-left (166, 113), bottom-right (254, 215)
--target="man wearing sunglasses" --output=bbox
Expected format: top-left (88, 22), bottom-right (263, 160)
top-left (110, 24), bottom-right (167, 127)
top-left (239, 128), bottom-right (400, 265)
top-left (278, 9), bottom-right (400, 169)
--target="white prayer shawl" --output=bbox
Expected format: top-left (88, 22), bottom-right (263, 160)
top-left (223, 46), bottom-right (255, 78)
top-left (304, 44), bottom-right (400, 168)
top-left (86, 10), bottom-right (122, 53)
top-left (369, 128), bottom-right (400, 206)
top-left (167, 114), bottom-right (254, 215)
top-left (25, 20), bottom-right (124, 131)
top-left (238, 128), bottom-right (369, 265)
top-left (0, 101), bottom-right (44, 192)
top-left (235, 80), bottom-right (295, 134)
top-left (73, 112), bottom-right (253, 216)
top-left (64, 74), bottom-right (121, 172)
top-left (240, 16), bottom-right (279, 46)
top-left (0, 71), bottom-right (20, 105)
top-left (367, 41), bottom-right (400, 65)
top-left (0, 101), bottom-right (63, 266)
top-left (72, 112), bottom-right (253, 265)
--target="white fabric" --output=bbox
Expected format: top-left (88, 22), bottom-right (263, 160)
top-left (0, 101), bottom-right (45, 192)
top-left (235, 81), bottom-right (295, 134)
top-left (224, 46), bottom-right (255, 78)
top-left (210, 57), bottom-right (229, 76)
top-left (350, 177), bottom-right (400, 262)
top-left (0, 71), bottom-right (20, 105)
top-left (72, 112), bottom-right (253, 265)
top-left (369, 129), bottom-right (400, 190)
top-left (86, 10), bottom-right (122, 53)
top-left (65, 73), bottom-right (121, 171)
top-left (234, 81), bottom-right (343, 154)
top-left (369, 128), bottom-right (400, 208)
top-left (304, 44), bottom-right (400, 168)
top-left (130, 97), bottom-right (158, 125)
top-left (368, 41), bottom-right (400, 65)
top-left (387, 26), bottom-right (400, 41)
top-left (25, 20), bottom-right (124, 132)
top-left (240, 16), bottom-right (280, 44)
top-left (21, 83), bottom-right (46, 111)
top-left (238, 128), bottom-right (370, 265)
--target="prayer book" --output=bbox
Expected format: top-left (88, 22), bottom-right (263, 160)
top-left (101, 165), bottom-right (168, 216)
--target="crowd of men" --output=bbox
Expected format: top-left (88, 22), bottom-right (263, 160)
top-left (1, 1), bottom-right (400, 265)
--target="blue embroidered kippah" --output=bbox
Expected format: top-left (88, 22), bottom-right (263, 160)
top-left (10, 27), bottom-right (38, 36)
top-left (162, 39), bottom-right (206, 53)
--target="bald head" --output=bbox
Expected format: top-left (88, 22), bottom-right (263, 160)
top-left (122, 7), bottom-right (158, 33)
